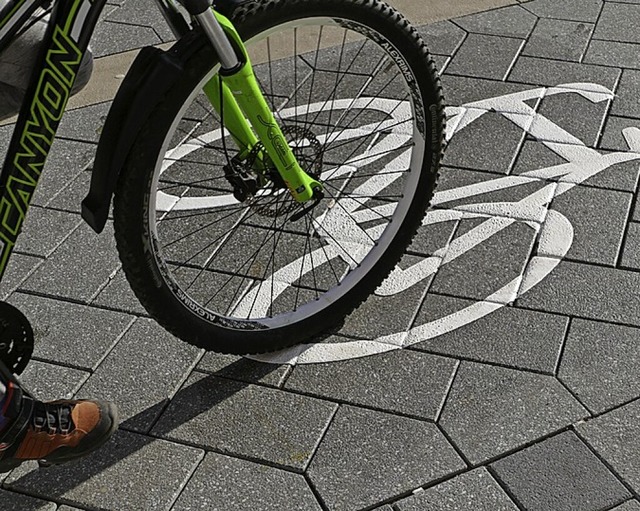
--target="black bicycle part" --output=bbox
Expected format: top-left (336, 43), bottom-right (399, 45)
top-left (223, 155), bottom-right (260, 202)
top-left (222, 124), bottom-right (323, 203)
top-left (112, 0), bottom-right (445, 354)
top-left (82, 44), bottom-right (187, 233)
top-left (0, 0), bottom-right (111, 284)
top-left (0, 302), bottom-right (34, 375)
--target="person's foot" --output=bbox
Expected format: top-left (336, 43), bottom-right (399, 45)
top-left (0, 387), bottom-right (118, 472)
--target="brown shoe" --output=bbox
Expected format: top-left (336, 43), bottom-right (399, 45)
top-left (0, 387), bottom-right (118, 472)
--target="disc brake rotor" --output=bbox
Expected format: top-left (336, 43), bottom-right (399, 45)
top-left (0, 302), bottom-right (34, 375)
top-left (245, 125), bottom-right (323, 218)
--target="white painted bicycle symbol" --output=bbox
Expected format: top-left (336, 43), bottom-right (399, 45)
top-left (162, 83), bottom-right (640, 365)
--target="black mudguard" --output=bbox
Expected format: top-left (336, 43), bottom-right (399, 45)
top-left (81, 2), bottom-right (254, 234)
top-left (81, 45), bottom-right (184, 233)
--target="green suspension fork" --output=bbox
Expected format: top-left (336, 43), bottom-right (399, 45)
top-left (198, 8), bottom-right (323, 203)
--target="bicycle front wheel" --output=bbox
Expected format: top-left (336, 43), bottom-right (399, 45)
top-left (114, 0), bottom-right (445, 354)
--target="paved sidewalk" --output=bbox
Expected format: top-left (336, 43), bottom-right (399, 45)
top-left (2, 0), bottom-right (640, 509)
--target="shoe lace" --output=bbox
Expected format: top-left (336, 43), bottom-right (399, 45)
top-left (32, 402), bottom-right (74, 435)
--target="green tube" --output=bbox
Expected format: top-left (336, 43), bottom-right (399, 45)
top-left (202, 10), bottom-right (322, 203)
top-left (202, 78), bottom-right (258, 159)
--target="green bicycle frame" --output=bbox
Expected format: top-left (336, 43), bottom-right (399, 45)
top-left (203, 11), bottom-right (323, 203)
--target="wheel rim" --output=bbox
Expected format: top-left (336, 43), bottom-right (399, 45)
top-left (147, 15), bottom-right (429, 330)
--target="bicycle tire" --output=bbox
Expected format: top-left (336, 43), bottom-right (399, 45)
top-left (113, 0), bottom-right (445, 354)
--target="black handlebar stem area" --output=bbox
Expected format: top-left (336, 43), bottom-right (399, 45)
top-left (178, 0), bottom-right (213, 15)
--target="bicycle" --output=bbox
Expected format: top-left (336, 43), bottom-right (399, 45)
top-left (0, 0), bottom-right (445, 366)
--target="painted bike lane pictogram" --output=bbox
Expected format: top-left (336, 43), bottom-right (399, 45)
top-left (248, 82), bottom-right (640, 365)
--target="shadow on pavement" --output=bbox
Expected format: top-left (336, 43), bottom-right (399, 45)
top-left (3, 358), bottom-right (279, 510)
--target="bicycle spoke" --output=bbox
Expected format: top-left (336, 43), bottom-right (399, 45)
top-left (304, 27), bottom-right (352, 131)
top-left (138, 13), bottom-right (434, 331)
top-left (304, 212), bottom-right (321, 300)
top-left (201, 196), bottom-right (288, 313)
top-left (160, 202), bottom-right (250, 249)
top-left (302, 25), bottom-right (325, 133)
top-left (322, 181), bottom-right (398, 221)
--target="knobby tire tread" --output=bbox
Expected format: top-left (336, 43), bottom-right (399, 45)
top-left (113, 0), bottom-right (446, 354)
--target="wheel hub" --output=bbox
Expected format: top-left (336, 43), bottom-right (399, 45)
top-left (223, 125), bottom-right (324, 217)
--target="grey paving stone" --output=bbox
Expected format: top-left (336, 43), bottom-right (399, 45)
top-left (491, 431), bottom-right (630, 511)
top-left (307, 405), bottom-right (465, 511)
top-left (19, 360), bottom-right (89, 402)
top-left (285, 349), bottom-right (456, 419)
top-left (453, 5), bottom-right (537, 39)
top-left (550, 185), bottom-right (631, 266)
top-left (578, 399), bottom-right (640, 493)
top-left (594, 3), bottom-right (640, 44)
top-left (585, 40), bottom-right (640, 71)
top-left (523, 19), bottom-right (593, 62)
top-left (57, 102), bottom-right (112, 144)
top-left (417, 21), bottom-right (466, 56)
top-left (435, 167), bottom-right (489, 197)
top-left (172, 452), bottom-right (322, 511)
top-left (516, 260), bottom-right (640, 327)
top-left (0, 490), bottom-right (55, 511)
top-left (57, 507), bottom-right (84, 511)
top-left (46, 171), bottom-right (92, 214)
top-left (433, 54), bottom-right (449, 74)
top-left (105, 0), bottom-right (174, 42)
top-left (446, 34), bottom-right (524, 81)
top-left (443, 111), bottom-right (525, 173)
top-left (582, 152), bottom-right (640, 192)
top-left (600, 116), bottom-right (640, 152)
top-left (621, 222), bottom-right (640, 268)
top-left (157, 219), bottom-right (347, 294)
top-left (612, 70), bottom-right (640, 119)
top-left (90, 267), bottom-right (147, 316)
top-left (14, 207), bottom-right (82, 258)
top-left (407, 218), bottom-right (458, 257)
top-left (534, 90), bottom-right (609, 148)
top-left (34, 139), bottom-right (95, 207)
top-left (152, 372), bottom-right (337, 470)
top-left (197, 352), bottom-right (290, 387)
top-left (252, 54), bottom-right (313, 106)
top-left (8, 293), bottom-right (133, 370)
top-left (337, 256), bottom-right (431, 340)
top-left (512, 141), bottom-right (640, 192)
top-left (429, 220), bottom-right (537, 304)
top-left (439, 362), bottom-right (588, 463)
top-left (612, 501), bottom-right (640, 511)
top-left (435, 167), bottom-right (546, 209)
top-left (395, 468), bottom-right (518, 511)
top-left (5, 430), bottom-right (203, 511)
top-left (294, 59), bottom-right (407, 108)
top-left (0, 254), bottom-right (42, 300)
top-left (522, 0), bottom-right (603, 22)
top-left (0, 124), bottom-right (13, 161)
top-left (412, 293), bottom-right (567, 373)
top-left (21, 222), bottom-right (121, 303)
top-left (90, 20), bottom-right (161, 58)
top-left (512, 138), bottom-right (567, 170)
top-left (508, 56), bottom-right (621, 90)
top-left (440, 75), bottom-right (531, 108)
top-left (559, 319), bottom-right (640, 413)
top-left (77, 318), bottom-right (201, 432)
